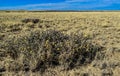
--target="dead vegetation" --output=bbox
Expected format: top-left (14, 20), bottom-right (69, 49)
top-left (0, 12), bottom-right (120, 76)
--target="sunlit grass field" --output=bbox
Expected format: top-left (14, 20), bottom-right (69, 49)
top-left (0, 11), bottom-right (120, 76)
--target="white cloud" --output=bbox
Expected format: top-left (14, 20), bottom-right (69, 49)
top-left (66, 0), bottom-right (96, 2)
top-left (0, 2), bottom-right (69, 10)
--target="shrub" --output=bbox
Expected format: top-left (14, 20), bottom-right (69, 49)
top-left (0, 24), bottom-right (7, 32)
top-left (22, 18), bottom-right (40, 24)
top-left (1, 30), bottom-right (103, 72)
top-left (7, 24), bottom-right (23, 32)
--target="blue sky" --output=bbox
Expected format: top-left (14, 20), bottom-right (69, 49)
top-left (0, 0), bottom-right (120, 10)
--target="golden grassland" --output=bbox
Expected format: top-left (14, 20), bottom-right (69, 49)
top-left (0, 12), bottom-right (120, 76)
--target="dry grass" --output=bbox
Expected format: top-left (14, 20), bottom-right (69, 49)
top-left (0, 11), bottom-right (120, 76)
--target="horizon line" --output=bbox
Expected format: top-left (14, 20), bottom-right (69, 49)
top-left (0, 10), bottom-right (120, 12)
